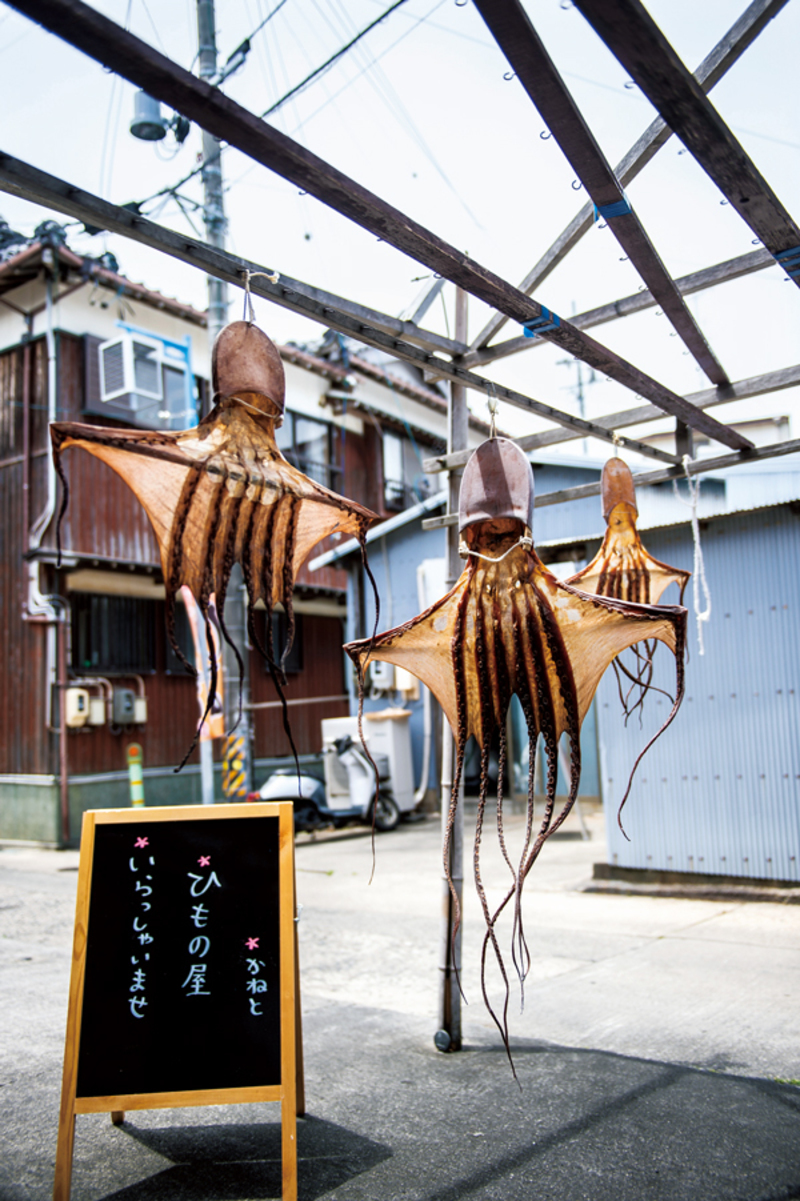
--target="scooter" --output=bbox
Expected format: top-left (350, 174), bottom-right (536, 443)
top-left (258, 735), bottom-right (401, 833)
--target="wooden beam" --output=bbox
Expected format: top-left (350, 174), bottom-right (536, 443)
top-left (473, 0), bottom-right (729, 386)
top-left (470, 0), bottom-right (789, 351)
top-left (422, 437), bottom-right (800, 527)
top-left (424, 363), bottom-right (800, 472)
top-left (4, 0), bottom-right (752, 452)
top-left (465, 247), bottom-right (773, 369)
top-left (0, 152), bottom-right (676, 463)
top-left (0, 156), bottom-right (467, 359)
top-left (573, 0), bottom-right (800, 279)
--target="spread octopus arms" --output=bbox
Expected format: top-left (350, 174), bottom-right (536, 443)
top-left (346, 437), bottom-right (689, 1072)
top-left (565, 456), bottom-right (690, 724)
top-left (50, 318), bottom-right (380, 772)
top-left (552, 581), bottom-right (684, 725)
top-left (50, 423), bottom-right (191, 562)
top-left (346, 573), bottom-right (468, 739)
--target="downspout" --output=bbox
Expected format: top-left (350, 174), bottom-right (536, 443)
top-left (21, 340), bottom-right (30, 547)
top-left (24, 256), bottom-right (70, 844)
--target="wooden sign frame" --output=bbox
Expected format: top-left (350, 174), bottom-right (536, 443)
top-left (54, 802), bottom-right (301, 1201)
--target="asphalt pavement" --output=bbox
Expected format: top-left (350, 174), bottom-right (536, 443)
top-left (1, 804), bottom-right (799, 1201)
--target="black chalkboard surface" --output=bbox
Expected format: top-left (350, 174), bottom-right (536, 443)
top-left (77, 815), bottom-right (281, 1097)
top-left (55, 803), bottom-right (299, 1201)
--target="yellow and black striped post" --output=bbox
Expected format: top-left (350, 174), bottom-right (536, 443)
top-left (222, 734), bottom-right (248, 798)
top-left (127, 743), bottom-right (145, 807)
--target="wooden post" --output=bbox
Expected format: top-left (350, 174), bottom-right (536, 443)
top-left (437, 286), bottom-right (468, 1052)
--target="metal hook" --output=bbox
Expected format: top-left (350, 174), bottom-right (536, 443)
top-left (503, 71), bottom-right (516, 81)
top-left (720, 199), bottom-right (728, 206)
top-left (540, 130), bottom-right (551, 140)
top-left (655, 310), bottom-right (663, 317)
top-left (560, 0), bottom-right (573, 8)
top-left (298, 190), bottom-right (307, 196)
top-left (619, 256), bottom-right (628, 262)
top-left (571, 179), bottom-right (582, 191)
top-left (623, 80), bottom-right (636, 89)
top-left (598, 221), bottom-right (607, 229)
top-left (455, 0), bottom-right (468, 6)
top-left (752, 238), bottom-right (761, 246)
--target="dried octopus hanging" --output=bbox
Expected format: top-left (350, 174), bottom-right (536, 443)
top-left (346, 438), bottom-right (687, 1057)
top-left (567, 455), bottom-right (690, 726)
top-left (52, 320), bottom-right (378, 764)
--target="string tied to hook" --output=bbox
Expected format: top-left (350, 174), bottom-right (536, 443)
top-left (241, 268), bottom-right (281, 323)
top-left (459, 534), bottom-right (533, 562)
top-left (612, 431), bottom-right (622, 458)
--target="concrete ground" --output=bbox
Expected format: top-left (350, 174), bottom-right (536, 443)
top-left (1, 804), bottom-right (799, 1200)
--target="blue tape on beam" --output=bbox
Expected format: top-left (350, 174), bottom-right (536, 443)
top-left (593, 194), bottom-right (632, 221)
top-left (775, 245), bottom-right (800, 272)
top-left (523, 307), bottom-right (560, 338)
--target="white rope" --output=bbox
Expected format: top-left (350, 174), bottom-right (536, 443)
top-left (459, 535), bottom-right (532, 563)
top-left (672, 454), bottom-right (711, 655)
top-left (241, 268), bottom-right (280, 322)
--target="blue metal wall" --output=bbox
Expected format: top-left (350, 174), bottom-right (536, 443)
top-left (597, 504), bottom-right (800, 882)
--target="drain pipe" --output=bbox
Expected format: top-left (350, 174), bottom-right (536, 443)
top-left (24, 256), bottom-right (71, 844)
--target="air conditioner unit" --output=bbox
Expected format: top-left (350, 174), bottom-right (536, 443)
top-left (99, 335), bottom-right (163, 404)
top-left (92, 331), bottom-right (194, 431)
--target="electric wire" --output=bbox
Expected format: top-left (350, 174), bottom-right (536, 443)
top-left (260, 0), bottom-right (410, 118)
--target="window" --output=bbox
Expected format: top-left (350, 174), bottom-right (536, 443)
top-left (276, 412), bottom-right (339, 489)
top-left (71, 594), bottom-right (157, 673)
top-left (382, 430), bottom-right (441, 511)
top-left (263, 611), bottom-right (303, 675)
top-left (164, 601), bottom-right (197, 675)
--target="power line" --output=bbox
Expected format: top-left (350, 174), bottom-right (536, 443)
top-left (261, 0), bottom-right (410, 118)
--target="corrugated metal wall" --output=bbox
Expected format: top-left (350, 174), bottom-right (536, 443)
top-left (0, 340), bottom-right (53, 775)
top-left (598, 504), bottom-right (800, 882)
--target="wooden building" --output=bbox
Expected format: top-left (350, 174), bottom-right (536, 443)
top-left (0, 234), bottom-right (486, 844)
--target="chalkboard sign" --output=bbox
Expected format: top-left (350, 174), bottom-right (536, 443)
top-left (55, 803), bottom-right (300, 1201)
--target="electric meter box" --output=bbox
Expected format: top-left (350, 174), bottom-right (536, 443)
top-left (134, 697), bottom-right (148, 724)
top-left (65, 688), bottom-right (90, 728)
top-left (112, 688), bottom-right (137, 725)
top-left (88, 697), bottom-right (106, 726)
top-left (369, 660), bottom-right (394, 690)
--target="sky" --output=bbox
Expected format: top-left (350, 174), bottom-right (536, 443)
top-left (1, 0), bottom-right (799, 456)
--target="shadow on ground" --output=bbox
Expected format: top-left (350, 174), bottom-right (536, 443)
top-left (95, 1114), bottom-right (390, 1200)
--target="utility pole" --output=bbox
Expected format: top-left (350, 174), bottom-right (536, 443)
top-left (196, 0), bottom-right (229, 349)
top-left (435, 286), bottom-right (468, 1054)
top-left (195, 0), bottom-right (252, 799)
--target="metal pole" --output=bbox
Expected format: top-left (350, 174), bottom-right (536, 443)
top-left (436, 286), bottom-right (468, 1052)
top-left (221, 565), bottom-right (253, 798)
top-left (196, 0), bottom-right (228, 351)
top-left (196, 1), bottom-right (252, 795)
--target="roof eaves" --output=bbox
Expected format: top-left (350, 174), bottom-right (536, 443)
top-left (0, 242), bottom-right (208, 327)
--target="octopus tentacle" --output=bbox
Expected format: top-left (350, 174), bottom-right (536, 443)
top-left (474, 742), bottom-right (515, 1070)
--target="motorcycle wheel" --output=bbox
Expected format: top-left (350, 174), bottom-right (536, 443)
top-left (371, 793), bottom-right (400, 832)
